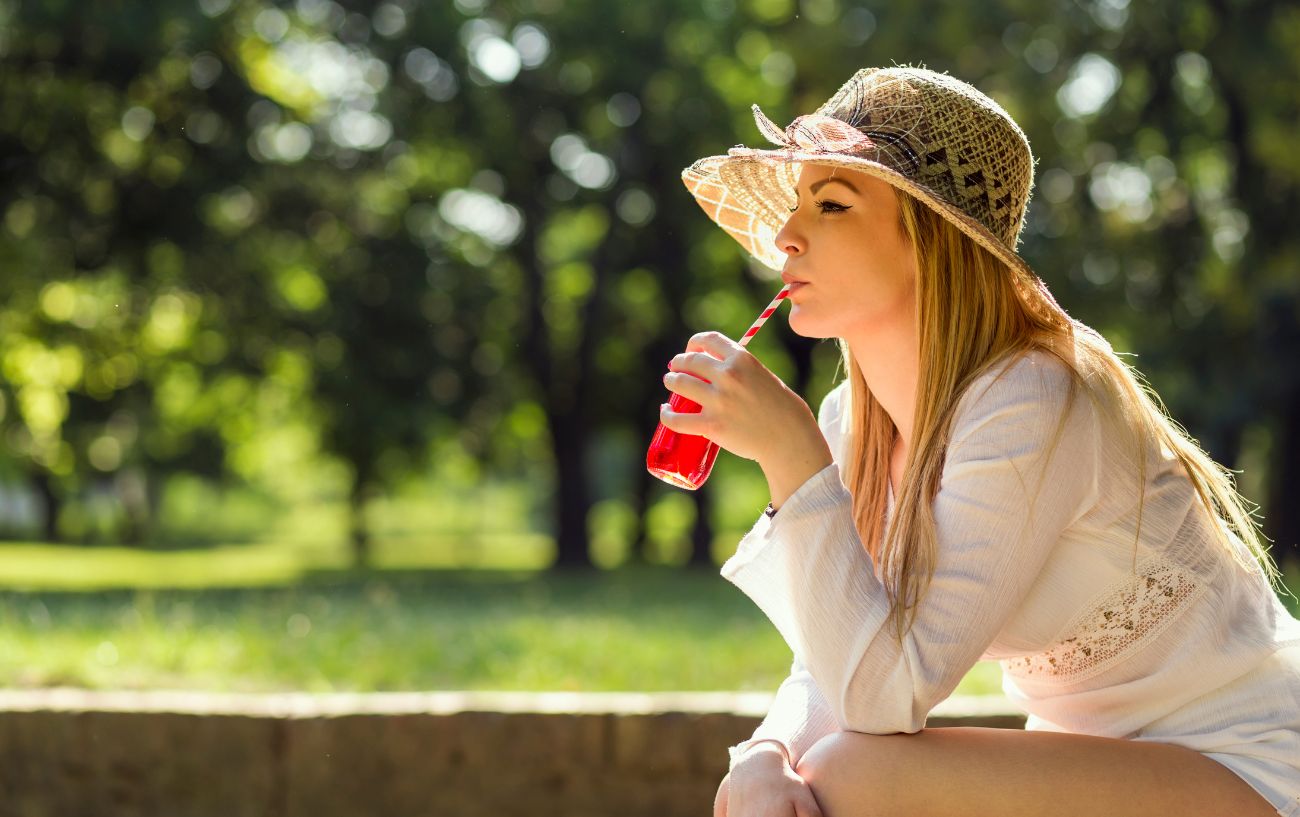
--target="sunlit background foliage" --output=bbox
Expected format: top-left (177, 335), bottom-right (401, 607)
top-left (2, 0), bottom-right (1298, 580)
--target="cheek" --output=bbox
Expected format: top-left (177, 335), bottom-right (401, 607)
top-left (829, 260), bottom-right (916, 329)
top-left (867, 231), bottom-right (916, 301)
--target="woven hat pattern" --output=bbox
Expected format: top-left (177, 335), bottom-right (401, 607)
top-left (681, 67), bottom-right (1039, 281)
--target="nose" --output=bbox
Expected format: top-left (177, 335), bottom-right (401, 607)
top-left (774, 213), bottom-right (804, 257)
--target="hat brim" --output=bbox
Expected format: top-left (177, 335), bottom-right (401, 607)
top-left (681, 146), bottom-right (1038, 285)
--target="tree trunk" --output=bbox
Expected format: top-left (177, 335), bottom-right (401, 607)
top-left (688, 481), bottom-right (714, 569)
top-left (514, 196), bottom-right (603, 573)
top-left (349, 472), bottom-right (373, 569)
top-left (1267, 394), bottom-right (1300, 566)
top-left (550, 410), bottom-right (594, 570)
top-left (626, 453), bottom-right (653, 567)
top-left (114, 466), bottom-right (152, 546)
top-left (29, 468), bottom-right (60, 543)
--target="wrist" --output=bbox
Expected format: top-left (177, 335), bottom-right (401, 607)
top-left (760, 435), bottom-right (833, 511)
top-left (728, 739), bottom-right (791, 772)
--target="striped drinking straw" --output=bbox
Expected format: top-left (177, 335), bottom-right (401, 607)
top-left (738, 284), bottom-right (792, 348)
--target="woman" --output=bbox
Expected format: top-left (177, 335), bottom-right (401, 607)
top-left (659, 66), bottom-right (1300, 817)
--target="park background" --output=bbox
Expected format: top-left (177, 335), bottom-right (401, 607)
top-left (1, 0), bottom-right (1297, 701)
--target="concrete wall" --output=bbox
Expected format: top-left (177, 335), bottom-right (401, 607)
top-left (0, 689), bottom-right (1025, 817)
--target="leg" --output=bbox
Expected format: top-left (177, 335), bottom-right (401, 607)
top-left (793, 727), bottom-right (1277, 817)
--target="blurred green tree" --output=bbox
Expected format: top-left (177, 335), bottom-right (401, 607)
top-left (1, 0), bottom-right (1295, 570)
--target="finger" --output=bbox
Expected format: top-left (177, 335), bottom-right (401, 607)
top-left (663, 370), bottom-right (712, 403)
top-left (659, 403), bottom-right (709, 437)
top-left (713, 775), bottom-right (730, 817)
top-left (668, 350), bottom-right (724, 379)
top-left (685, 330), bottom-right (742, 359)
top-left (794, 796), bottom-right (825, 817)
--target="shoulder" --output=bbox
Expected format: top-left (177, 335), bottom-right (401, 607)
top-left (973, 346), bottom-right (1076, 393)
top-left (815, 348), bottom-right (1100, 458)
top-left (950, 348), bottom-right (1093, 451)
top-left (942, 347), bottom-right (1103, 520)
top-left (963, 347), bottom-right (1079, 410)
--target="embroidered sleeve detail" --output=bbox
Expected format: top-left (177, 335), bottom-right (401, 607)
top-left (1002, 556), bottom-right (1205, 684)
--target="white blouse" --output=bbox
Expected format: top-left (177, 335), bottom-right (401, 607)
top-left (723, 348), bottom-right (1300, 771)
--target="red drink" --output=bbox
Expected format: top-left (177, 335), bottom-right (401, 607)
top-left (646, 284), bottom-right (790, 491)
top-left (646, 374), bottom-right (720, 490)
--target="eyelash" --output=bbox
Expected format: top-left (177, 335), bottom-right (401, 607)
top-left (787, 199), bottom-right (849, 214)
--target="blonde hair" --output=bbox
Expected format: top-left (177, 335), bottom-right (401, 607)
top-left (837, 188), bottom-right (1285, 644)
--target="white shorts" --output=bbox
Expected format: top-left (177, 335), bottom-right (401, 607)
top-left (1131, 645), bottom-right (1300, 816)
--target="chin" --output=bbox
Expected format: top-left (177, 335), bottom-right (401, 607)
top-left (787, 306), bottom-right (837, 340)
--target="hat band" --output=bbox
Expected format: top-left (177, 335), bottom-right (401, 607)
top-left (752, 105), bottom-right (877, 156)
top-left (752, 105), bottom-right (921, 176)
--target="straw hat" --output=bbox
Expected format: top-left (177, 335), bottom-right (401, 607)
top-left (682, 65), bottom-right (1066, 318)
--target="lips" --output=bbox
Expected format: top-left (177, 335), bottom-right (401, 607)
top-left (781, 271), bottom-right (808, 286)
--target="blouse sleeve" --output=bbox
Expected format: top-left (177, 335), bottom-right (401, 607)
top-left (727, 653), bottom-right (839, 771)
top-left (725, 383), bottom-right (851, 771)
top-left (719, 351), bottom-right (1100, 735)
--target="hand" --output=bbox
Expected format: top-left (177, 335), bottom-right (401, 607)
top-left (660, 331), bottom-right (833, 508)
top-left (719, 744), bottom-right (824, 817)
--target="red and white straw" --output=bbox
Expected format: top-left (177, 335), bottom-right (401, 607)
top-left (738, 284), bottom-right (791, 347)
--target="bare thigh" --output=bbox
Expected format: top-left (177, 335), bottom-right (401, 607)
top-left (784, 727), bottom-right (1276, 817)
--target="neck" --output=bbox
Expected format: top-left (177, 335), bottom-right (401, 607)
top-left (845, 316), bottom-right (919, 450)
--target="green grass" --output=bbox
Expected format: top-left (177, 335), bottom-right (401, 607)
top-left (0, 559), bottom-right (1007, 696)
top-left (0, 534), bottom-right (553, 590)
top-left (0, 539), bottom-right (1293, 697)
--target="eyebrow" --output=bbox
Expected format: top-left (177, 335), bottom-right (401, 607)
top-left (795, 177), bottom-right (861, 199)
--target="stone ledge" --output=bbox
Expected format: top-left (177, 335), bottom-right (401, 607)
top-left (0, 689), bottom-right (1027, 817)
top-left (0, 687), bottom-right (1023, 720)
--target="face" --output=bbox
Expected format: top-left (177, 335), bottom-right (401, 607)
top-left (774, 163), bottom-right (917, 341)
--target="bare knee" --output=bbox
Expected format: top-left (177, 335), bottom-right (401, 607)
top-left (796, 732), bottom-right (906, 817)
top-left (794, 731), bottom-right (859, 782)
top-left (713, 772), bottom-right (730, 817)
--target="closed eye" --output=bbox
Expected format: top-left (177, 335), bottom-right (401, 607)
top-left (786, 199), bottom-right (850, 214)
